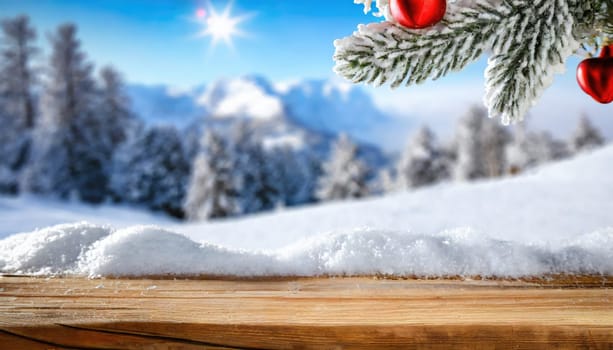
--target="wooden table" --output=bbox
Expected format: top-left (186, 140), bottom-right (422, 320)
top-left (0, 275), bottom-right (611, 349)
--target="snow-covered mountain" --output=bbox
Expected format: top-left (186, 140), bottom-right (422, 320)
top-left (126, 76), bottom-right (405, 149)
top-left (128, 76), bottom-right (393, 168)
top-left (126, 84), bottom-right (206, 127)
top-left (276, 79), bottom-right (395, 144)
top-left (198, 75), bottom-right (283, 121)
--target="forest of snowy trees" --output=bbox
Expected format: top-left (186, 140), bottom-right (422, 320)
top-left (381, 109), bottom-right (605, 193)
top-left (0, 16), bottom-right (608, 220)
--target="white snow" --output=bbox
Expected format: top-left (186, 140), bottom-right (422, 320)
top-left (198, 78), bottom-right (284, 121)
top-left (0, 223), bottom-right (111, 275)
top-left (1, 145), bottom-right (612, 277)
top-left (262, 134), bottom-right (305, 151)
top-left (1, 224), bottom-right (610, 277)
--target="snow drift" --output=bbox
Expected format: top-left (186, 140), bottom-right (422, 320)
top-left (1, 223), bottom-right (611, 278)
top-left (1, 145), bottom-right (612, 278)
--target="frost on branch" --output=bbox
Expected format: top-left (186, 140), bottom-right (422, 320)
top-left (334, 0), bottom-right (605, 124)
top-left (484, 0), bottom-right (579, 124)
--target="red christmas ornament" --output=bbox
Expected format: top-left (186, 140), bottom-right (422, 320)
top-left (577, 44), bottom-right (613, 104)
top-left (390, 0), bottom-right (447, 29)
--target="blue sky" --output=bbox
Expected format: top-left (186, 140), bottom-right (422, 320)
top-left (1, 0), bottom-right (431, 86)
top-left (1, 0), bottom-right (610, 140)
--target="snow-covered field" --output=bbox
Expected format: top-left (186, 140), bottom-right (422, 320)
top-left (1, 145), bottom-right (612, 277)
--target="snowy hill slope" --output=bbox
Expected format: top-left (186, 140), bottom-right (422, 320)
top-left (1, 145), bottom-right (612, 277)
top-left (177, 143), bottom-right (613, 250)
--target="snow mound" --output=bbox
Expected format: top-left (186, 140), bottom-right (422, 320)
top-left (79, 226), bottom-right (277, 277)
top-left (279, 228), bottom-right (613, 277)
top-left (1, 224), bottom-right (611, 277)
top-left (0, 222), bottom-right (112, 274)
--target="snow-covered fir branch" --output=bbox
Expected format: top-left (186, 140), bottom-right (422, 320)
top-left (334, 0), bottom-right (610, 124)
top-left (484, 0), bottom-right (579, 124)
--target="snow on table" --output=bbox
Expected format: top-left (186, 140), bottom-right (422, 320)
top-left (0, 223), bottom-right (611, 277)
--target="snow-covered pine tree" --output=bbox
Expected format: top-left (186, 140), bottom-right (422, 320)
top-left (231, 121), bottom-right (279, 214)
top-left (454, 105), bottom-right (511, 180)
top-left (98, 66), bottom-right (136, 150)
top-left (24, 24), bottom-right (109, 203)
top-left (506, 126), bottom-right (570, 172)
top-left (0, 15), bottom-right (37, 194)
top-left (335, 0), bottom-right (613, 124)
top-left (111, 125), bottom-right (189, 218)
top-left (505, 124), bottom-right (530, 174)
top-left (270, 146), bottom-right (320, 206)
top-left (546, 134), bottom-right (571, 161)
top-left (397, 126), bottom-right (448, 188)
top-left (530, 132), bottom-right (570, 165)
top-left (184, 130), bottom-right (238, 220)
top-left (481, 115), bottom-right (510, 177)
top-left (570, 114), bottom-right (605, 152)
top-left (317, 133), bottom-right (370, 201)
top-left (375, 167), bottom-right (400, 194)
top-left (453, 106), bottom-right (486, 181)
top-left (439, 139), bottom-right (458, 178)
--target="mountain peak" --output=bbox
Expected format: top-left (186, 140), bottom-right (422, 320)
top-left (127, 76), bottom-right (406, 149)
top-left (197, 76), bottom-right (284, 121)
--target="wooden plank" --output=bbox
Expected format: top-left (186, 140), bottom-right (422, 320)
top-left (0, 276), bottom-right (611, 349)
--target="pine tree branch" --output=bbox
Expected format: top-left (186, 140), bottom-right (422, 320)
top-left (485, 0), bottom-right (579, 124)
top-left (334, 0), bottom-right (605, 123)
top-left (334, 3), bottom-right (500, 88)
top-left (601, 0), bottom-right (613, 36)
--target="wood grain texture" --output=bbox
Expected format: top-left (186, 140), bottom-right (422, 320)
top-left (0, 276), bottom-right (611, 349)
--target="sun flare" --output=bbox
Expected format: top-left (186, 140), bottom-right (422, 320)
top-left (195, 3), bottom-right (250, 49)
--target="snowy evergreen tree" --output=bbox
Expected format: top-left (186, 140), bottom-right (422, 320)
top-left (481, 117), bottom-right (510, 178)
top-left (270, 146), bottom-right (320, 206)
top-left (0, 15), bottom-right (37, 193)
top-left (453, 106), bottom-right (486, 181)
top-left (111, 125), bottom-right (189, 218)
top-left (570, 115), bottom-right (604, 153)
top-left (0, 166), bottom-right (17, 195)
top-left (24, 24), bottom-right (108, 203)
top-left (550, 134), bottom-right (569, 161)
top-left (335, 0), bottom-right (613, 123)
top-left (98, 66), bottom-right (135, 150)
top-left (184, 130), bottom-right (238, 220)
top-left (397, 126), bottom-right (448, 189)
top-left (232, 121), bottom-right (279, 214)
top-left (505, 125), bottom-right (529, 174)
top-left (439, 140), bottom-right (458, 179)
top-left (317, 133), bottom-right (370, 200)
top-left (374, 167), bottom-right (399, 194)
top-left (453, 106), bottom-right (509, 181)
top-left (506, 126), bottom-right (570, 173)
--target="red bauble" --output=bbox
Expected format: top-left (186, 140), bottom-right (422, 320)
top-left (577, 44), bottom-right (613, 104)
top-left (390, 0), bottom-right (447, 29)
